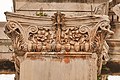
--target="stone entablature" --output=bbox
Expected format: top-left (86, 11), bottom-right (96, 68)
top-left (14, 2), bottom-right (109, 16)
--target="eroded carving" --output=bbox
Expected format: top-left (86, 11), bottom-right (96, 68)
top-left (60, 26), bottom-right (90, 52)
top-left (4, 21), bottom-right (27, 56)
top-left (4, 12), bottom-right (114, 76)
top-left (4, 14), bottom-right (113, 55)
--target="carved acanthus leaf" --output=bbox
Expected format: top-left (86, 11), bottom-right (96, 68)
top-left (4, 21), bottom-right (27, 56)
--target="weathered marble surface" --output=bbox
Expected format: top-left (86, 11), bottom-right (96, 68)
top-left (20, 52), bottom-right (97, 80)
top-left (15, 2), bottom-right (108, 16)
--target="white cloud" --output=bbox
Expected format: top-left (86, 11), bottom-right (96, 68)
top-left (108, 76), bottom-right (120, 80)
top-left (0, 0), bottom-right (13, 21)
top-left (0, 74), bottom-right (15, 80)
top-left (109, 0), bottom-right (113, 2)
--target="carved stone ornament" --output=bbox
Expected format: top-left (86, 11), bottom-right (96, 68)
top-left (4, 12), bottom-right (114, 75)
top-left (4, 21), bottom-right (27, 56)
